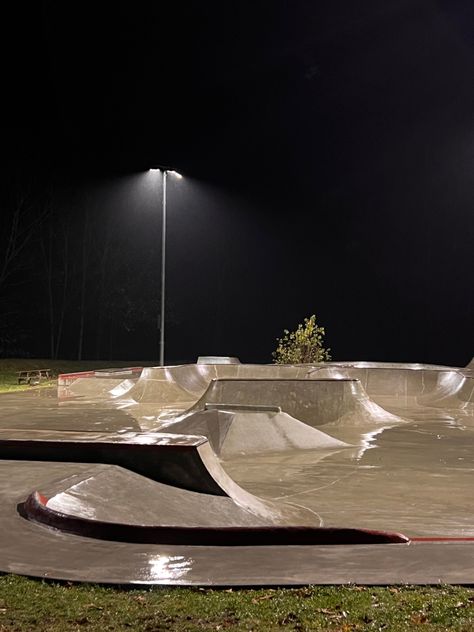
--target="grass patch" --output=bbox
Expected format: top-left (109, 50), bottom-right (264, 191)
top-left (0, 576), bottom-right (474, 631)
top-left (0, 359), bottom-right (156, 393)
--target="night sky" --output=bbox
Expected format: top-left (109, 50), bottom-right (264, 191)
top-left (1, 0), bottom-right (473, 366)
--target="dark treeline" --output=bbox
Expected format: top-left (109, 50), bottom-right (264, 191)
top-left (1, 163), bottom-right (472, 367)
top-left (0, 166), bottom-right (276, 364)
top-left (0, 169), bottom-right (161, 361)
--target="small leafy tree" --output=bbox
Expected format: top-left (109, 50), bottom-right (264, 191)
top-left (272, 314), bottom-right (331, 364)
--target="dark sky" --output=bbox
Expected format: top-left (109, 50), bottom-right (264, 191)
top-left (1, 0), bottom-right (473, 365)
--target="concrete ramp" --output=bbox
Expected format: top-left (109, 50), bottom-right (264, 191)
top-left (59, 377), bottom-right (129, 399)
top-left (421, 374), bottom-right (474, 410)
top-left (58, 368), bottom-right (143, 400)
top-left (164, 409), bottom-right (350, 457)
top-left (58, 363), bottom-right (322, 407)
top-left (126, 364), bottom-right (313, 405)
top-left (18, 465), bottom-right (408, 546)
top-left (109, 378), bottom-right (137, 398)
top-left (29, 465), bottom-right (319, 530)
top-left (197, 356), bottom-right (240, 364)
top-left (59, 362), bottom-right (473, 416)
top-left (0, 430), bottom-right (231, 496)
top-left (185, 378), bottom-right (406, 430)
top-left (307, 364), bottom-right (472, 411)
top-left (0, 428), bottom-right (322, 524)
top-left (127, 370), bottom-right (197, 406)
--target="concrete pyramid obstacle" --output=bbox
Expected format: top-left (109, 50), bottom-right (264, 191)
top-left (165, 408), bottom-right (351, 457)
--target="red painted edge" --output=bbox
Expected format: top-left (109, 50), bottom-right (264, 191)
top-left (59, 371), bottom-right (96, 380)
top-left (27, 495), bottom-right (474, 545)
top-left (36, 492), bottom-right (49, 506)
top-left (21, 491), bottom-right (410, 546)
top-left (59, 367), bottom-right (143, 380)
top-left (94, 367), bottom-right (143, 376)
top-left (411, 537), bottom-right (474, 542)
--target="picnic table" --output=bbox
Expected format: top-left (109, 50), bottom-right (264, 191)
top-left (17, 369), bottom-right (52, 385)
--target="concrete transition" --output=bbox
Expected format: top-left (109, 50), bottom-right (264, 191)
top-left (0, 356), bottom-right (473, 584)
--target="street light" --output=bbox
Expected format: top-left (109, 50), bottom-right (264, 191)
top-left (149, 166), bottom-right (183, 366)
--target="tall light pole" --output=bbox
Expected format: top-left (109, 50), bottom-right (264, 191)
top-left (149, 167), bottom-right (182, 366)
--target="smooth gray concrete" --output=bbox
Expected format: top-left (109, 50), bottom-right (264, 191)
top-left (184, 378), bottom-right (407, 429)
top-left (0, 360), bottom-right (473, 584)
top-left (224, 418), bottom-right (474, 537)
top-left (38, 465), bottom-right (315, 528)
top-left (164, 409), bottom-right (351, 457)
top-left (0, 462), bottom-right (472, 585)
top-left (308, 364), bottom-right (474, 413)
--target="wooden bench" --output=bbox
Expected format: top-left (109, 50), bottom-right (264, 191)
top-left (17, 369), bottom-right (52, 385)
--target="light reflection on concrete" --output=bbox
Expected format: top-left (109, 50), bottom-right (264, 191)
top-left (48, 490), bottom-right (97, 520)
top-left (142, 554), bottom-right (193, 582)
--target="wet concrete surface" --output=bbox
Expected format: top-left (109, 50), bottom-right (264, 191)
top-left (1, 461), bottom-right (474, 585)
top-left (0, 361), bottom-right (473, 584)
top-left (0, 388), bottom-right (141, 433)
top-left (224, 418), bottom-right (474, 537)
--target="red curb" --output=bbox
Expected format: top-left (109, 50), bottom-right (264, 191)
top-left (58, 371), bottom-right (96, 380)
top-left (411, 537), bottom-right (474, 542)
top-left (58, 367), bottom-right (143, 384)
top-left (21, 491), bottom-right (410, 546)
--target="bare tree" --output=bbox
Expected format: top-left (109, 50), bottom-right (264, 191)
top-left (77, 207), bottom-right (90, 360)
top-left (40, 210), bottom-right (70, 359)
top-left (0, 188), bottom-right (47, 292)
top-left (0, 179), bottom-right (49, 356)
top-left (92, 209), bottom-right (113, 359)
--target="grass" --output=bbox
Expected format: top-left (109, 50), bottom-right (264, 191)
top-left (0, 576), bottom-right (474, 631)
top-left (1, 360), bottom-right (473, 630)
top-left (0, 359), bottom-right (155, 393)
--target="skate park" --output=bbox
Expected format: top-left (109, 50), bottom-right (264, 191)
top-left (0, 356), bottom-right (472, 585)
